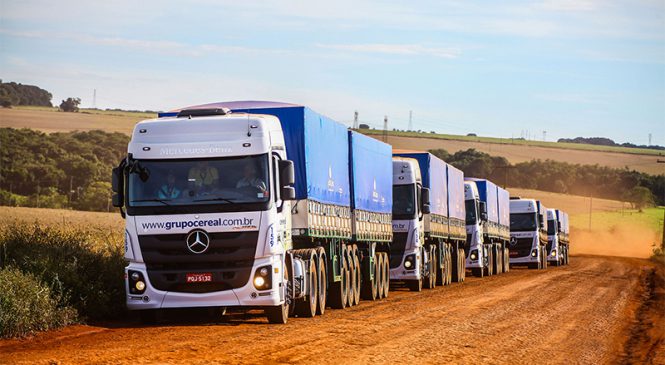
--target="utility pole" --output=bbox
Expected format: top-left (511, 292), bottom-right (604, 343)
top-left (494, 165), bottom-right (516, 189)
top-left (383, 116), bottom-right (388, 142)
top-left (408, 110), bottom-right (413, 132)
top-left (353, 111), bottom-right (358, 129)
top-left (589, 192), bottom-right (593, 231)
top-left (658, 159), bottom-right (665, 250)
top-left (92, 89), bottom-right (97, 109)
top-left (543, 130), bottom-right (547, 142)
top-left (648, 133), bottom-right (652, 146)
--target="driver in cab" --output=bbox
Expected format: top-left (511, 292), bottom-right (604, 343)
top-left (236, 161), bottom-right (267, 197)
top-left (188, 161), bottom-right (219, 193)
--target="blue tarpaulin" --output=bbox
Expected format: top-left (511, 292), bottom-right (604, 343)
top-left (467, 179), bottom-right (499, 224)
top-left (348, 131), bottom-right (392, 213)
top-left (393, 152), bottom-right (448, 217)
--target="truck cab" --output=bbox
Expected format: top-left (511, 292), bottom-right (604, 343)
top-left (112, 109), bottom-right (299, 323)
top-left (508, 198), bottom-right (548, 269)
top-left (390, 157), bottom-right (428, 291)
top-left (464, 182), bottom-right (488, 275)
top-left (546, 208), bottom-right (563, 266)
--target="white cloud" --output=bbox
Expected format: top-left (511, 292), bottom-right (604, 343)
top-left (317, 43), bottom-right (461, 59)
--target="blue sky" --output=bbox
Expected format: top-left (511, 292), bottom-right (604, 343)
top-left (1, 0), bottom-right (663, 144)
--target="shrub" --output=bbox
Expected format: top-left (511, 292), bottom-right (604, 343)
top-left (0, 267), bottom-right (77, 338)
top-left (0, 224), bottom-right (126, 321)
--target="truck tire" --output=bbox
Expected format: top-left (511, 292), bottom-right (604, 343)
top-left (266, 257), bottom-right (291, 324)
top-left (492, 245), bottom-right (500, 275)
top-left (329, 246), bottom-right (349, 309)
top-left (459, 248), bottom-right (466, 282)
top-left (295, 254), bottom-right (318, 317)
top-left (381, 252), bottom-right (390, 298)
top-left (487, 247), bottom-right (494, 276)
top-left (504, 247), bottom-right (510, 273)
top-left (451, 248), bottom-right (460, 283)
top-left (316, 251), bottom-right (327, 315)
top-left (376, 253), bottom-right (385, 299)
top-left (347, 249), bottom-right (356, 308)
top-left (542, 249), bottom-right (548, 270)
top-left (424, 246), bottom-right (436, 289)
top-left (352, 246), bottom-right (361, 306)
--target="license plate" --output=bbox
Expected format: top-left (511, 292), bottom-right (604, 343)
top-left (186, 273), bottom-right (212, 283)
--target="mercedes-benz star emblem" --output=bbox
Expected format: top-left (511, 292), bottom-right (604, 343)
top-left (509, 236), bottom-right (517, 247)
top-left (186, 230), bottom-right (210, 254)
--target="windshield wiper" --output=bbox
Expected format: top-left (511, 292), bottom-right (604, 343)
top-left (193, 197), bottom-right (236, 204)
top-left (130, 198), bottom-right (172, 206)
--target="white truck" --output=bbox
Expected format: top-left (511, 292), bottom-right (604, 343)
top-left (464, 179), bottom-right (510, 277)
top-left (112, 101), bottom-right (393, 324)
top-left (547, 209), bottom-right (570, 266)
top-left (508, 198), bottom-right (548, 269)
top-left (390, 152), bottom-right (467, 291)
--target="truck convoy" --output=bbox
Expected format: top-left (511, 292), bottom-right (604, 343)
top-left (463, 179), bottom-right (510, 277)
top-left (390, 152), bottom-right (467, 291)
top-left (547, 209), bottom-right (570, 266)
top-left (508, 198), bottom-right (549, 269)
top-left (112, 101), bottom-right (393, 324)
top-left (111, 99), bottom-right (573, 324)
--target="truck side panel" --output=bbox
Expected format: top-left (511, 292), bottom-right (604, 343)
top-left (447, 164), bottom-right (466, 241)
top-left (497, 186), bottom-right (510, 240)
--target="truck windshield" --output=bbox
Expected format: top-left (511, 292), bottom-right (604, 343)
top-left (547, 220), bottom-right (557, 235)
top-left (465, 200), bottom-right (477, 225)
top-left (510, 213), bottom-right (538, 232)
top-left (393, 184), bottom-right (416, 219)
top-left (127, 154), bottom-right (270, 210)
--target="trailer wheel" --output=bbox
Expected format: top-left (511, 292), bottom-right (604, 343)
top-left (382, 252), bottom-right (390, 298)
top-left (504, 247), bottom-right (510, 273)
top-left (316, 251), bottom-right (327, 315)
top-left (487, 247), bottom-right (494, 276)
top-left (329, 246), bottom-right (349, 309)
top-left (447, 247), bottom-right (453, 284)
top-left (459, 248), bottom-right (466, 282)
top-left (424, 246), bottom-right (436, 289)
top-left (375, 253), bottom-right (385, 298)
top-left (371, 252), bottom-right (380, 299)
top-left (352, 249), bottom-right (361, 306)
top-left (347, 248), bottom-right (356, 307)
top-left (542, 248), bottom-right (548, 270)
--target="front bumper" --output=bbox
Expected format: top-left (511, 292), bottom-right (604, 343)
top-left (125, 256), bottom-right (283, 310)
top-left (509, 252), bottom-right (539, 264)
top-left (389, 248), bottom-right (421, 281)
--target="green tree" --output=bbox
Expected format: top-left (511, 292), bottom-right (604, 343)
top-left (59, 98), bottom-right (81, 112)
top-left (622, 186), bottom-right (655, 211)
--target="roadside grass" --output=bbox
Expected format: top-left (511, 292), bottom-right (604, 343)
top-left (14, 105), bottom-right (157, 119)
top-left (0, 223), bottom-right (126, 338)
top-left (359, 129), bottom-right (664, 156)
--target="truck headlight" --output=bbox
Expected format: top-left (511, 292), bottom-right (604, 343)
top-left (128, 270), bottom-right (147, 295)
top-left (531, 249), bottom-right (538, 257)
top-left (551, 251), bottom-right (557, 257)
top-left (404, 254), bottom-right (416, 269)
top-left (253, 265), bottom-right (272, 290)
top-left (470, 250), bottom-right (478, 261)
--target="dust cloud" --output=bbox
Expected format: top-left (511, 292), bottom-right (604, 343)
top-left (571, 223), bottom-right (660, 259)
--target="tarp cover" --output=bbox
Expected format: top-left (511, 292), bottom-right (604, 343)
top-left (348, 131), bottom-right (392, 213)
top-left (468, 179), bottom-right (499, 224)
top-left (393, 152), bottom-right (448, 217)
top-left (183, 101), bottom-right (351, 206)
top-left (497, 186), bottom-right (510, 227)
top-left (446, 164), bottom-right (465, 220)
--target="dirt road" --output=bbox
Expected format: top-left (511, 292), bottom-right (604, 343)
top-left (2, 256), bottom-right (663, 364)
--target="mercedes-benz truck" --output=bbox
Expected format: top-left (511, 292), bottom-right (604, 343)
top-left (463, 179), bottom-right (510, 277)
top-left (390, 152), bottom-right (466, 291)
top-left (112, 101), bottom-right (392, 324)
top-left (508, 198), bottom-right (548, 270)
top-left (552, 209), bottom-right (570, 265)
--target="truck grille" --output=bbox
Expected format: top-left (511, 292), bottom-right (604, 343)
top-left (509, 237), bottom-right (534, 258)
top-left (390, 232), bottom-right (408, 268)
top-left (546, 239), bottom-right (553, 253)
top-left (138, 231), bottom-right (259, 293)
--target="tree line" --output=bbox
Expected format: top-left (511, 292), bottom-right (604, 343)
top-left (0, 128), bottom-right (662, 212)
top-left (429, 148), bottom-right (664, 209)
top-left (0, 80), bottom-right (53, 108)
top-left (557, 136), bottom-right (665, 151)
top-left (0, 128), bottom-right (128, 211)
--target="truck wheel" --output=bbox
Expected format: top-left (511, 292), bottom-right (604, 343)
top-left (424, 246), bottom-right (436, 289)
top-left (459, 248), bottom-right (466, 282)
top-left (448, 248), bottom-right (453, 284)
top-left (451, 248), bottom-right (460, 283)
top-left (487, 247), bottom-right (494, 276)
top-left (376, 253), bottom-right (385, 298)
top-left (504, 247), bottom-right (510, 273)
top-left (329, 246), bottom-right (349, 309)
top-left (372, 252), bottom-right (380, 299)
top-left (383, 252), bottom-right (390, 298)
top-left (317, 251), bottom-right (327, 315)
top-left (347, 249), bottom-right (356, 307)
top-left (266, 258), bottom-right (291, 324)
top-left (437, 245), bottom-right (446, 287)
top-left (542, 249), bottom-right (548, 269)
top-left (296, 255), bottom-right (318, 317)
top-left (352, 246), bottom-right (361, 306)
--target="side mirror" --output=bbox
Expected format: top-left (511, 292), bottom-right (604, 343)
top-left (278, 160), bottom-right (295, 187)
top-left (421, 187), bottom-right (431, 207)
top-left (111, 166), bottom-right (124, 208)
top-left (479, 201), bottom-right (488, 221)
top-left (422, 203), bottom-right (431, 215)
top-left (278, 160), bottom-right (295, 201)
top-left (281, 186), bottom-right (296, 201)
